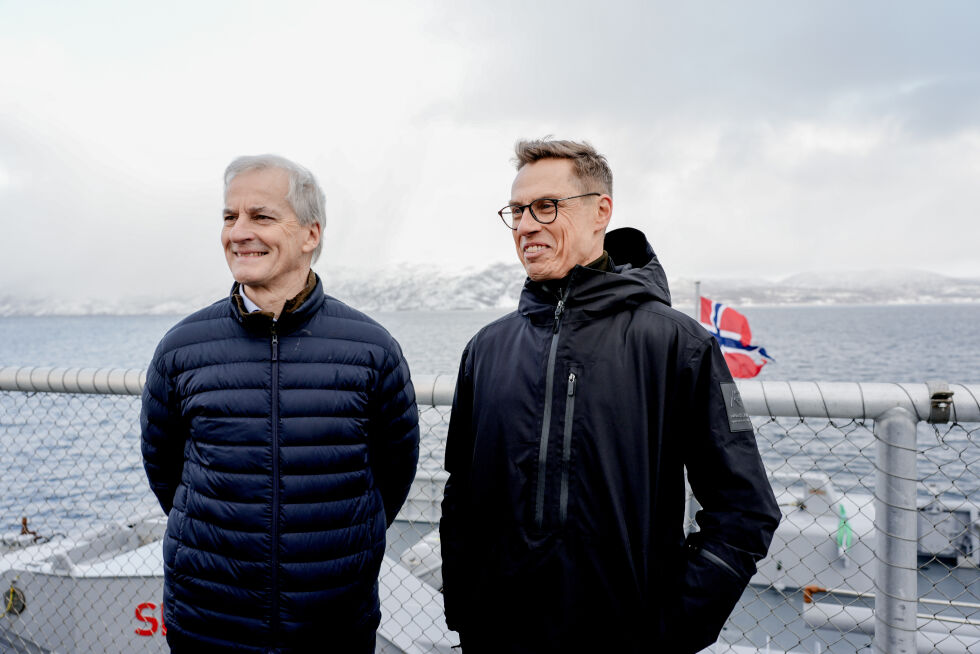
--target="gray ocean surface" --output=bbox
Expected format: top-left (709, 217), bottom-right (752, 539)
top-left (1, 304), bottom-right (979, 535)
top-left (2, 303), bottom-right (979, 381)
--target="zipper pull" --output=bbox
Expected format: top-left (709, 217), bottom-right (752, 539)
top-left (567, 372), bottom-right (576, 396)
top-left (553, 286), bottom-right (571, 333)
top-left (271, 330), bottom-right (279, 362)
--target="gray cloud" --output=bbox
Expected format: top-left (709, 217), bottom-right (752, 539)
top-left (1, 0), bottom-right (978, 310)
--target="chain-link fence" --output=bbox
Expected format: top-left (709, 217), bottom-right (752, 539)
top-left (2, 369), bottom-right (979, 654)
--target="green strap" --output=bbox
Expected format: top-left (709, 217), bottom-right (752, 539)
top-left (836, 503), bottom-right (853, 551)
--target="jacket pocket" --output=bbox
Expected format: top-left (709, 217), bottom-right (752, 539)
top-left (668, 541), bottom-right (747, 653)
top-left (698, 545), bottom-right (742, 580)
top-left (559, 368), bottom-right (578, 525)
top-left (162, 509), bottom-right (187, 572)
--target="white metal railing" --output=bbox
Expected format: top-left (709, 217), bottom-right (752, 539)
top-left (411, 376), bottom-right (980, 421)
top-left (0, 366), bottom-right (146, 395)
top-left (2, 366), bottom-right (980, 654)
top-left (4, 367), bottom-right (978, 423)
top-left (6, 366), bottom-right (976, 423)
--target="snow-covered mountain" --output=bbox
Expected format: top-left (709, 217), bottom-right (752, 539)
top-left (676, 269), bottom-right (980, 307)
top-left (324, 263), bottom-right (527, 312)
top-left (1, 266), bottom-right (978, 316)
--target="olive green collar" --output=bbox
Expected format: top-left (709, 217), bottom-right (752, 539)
top-left (231, 270), bottom-right (317, 321)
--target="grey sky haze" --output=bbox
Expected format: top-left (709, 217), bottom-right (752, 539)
top-left (2, 0), bottom-right (978, 305)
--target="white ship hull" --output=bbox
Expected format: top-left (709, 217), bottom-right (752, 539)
top-left (3, 470), bottom-right (978, 654)
top-left (1, 513), bottom-right (456, 654)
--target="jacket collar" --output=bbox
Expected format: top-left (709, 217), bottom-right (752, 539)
top-left (519, 227), bottom-right (672, 322)
top-left (229, 270), bottom-right (324, 333)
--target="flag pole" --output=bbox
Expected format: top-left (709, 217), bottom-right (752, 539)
top-left (693, 280), bottom-right (701, 321)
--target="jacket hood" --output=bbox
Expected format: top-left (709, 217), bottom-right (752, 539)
top-left (603, 227), bottom-right (671, 305)
top-left (520, 227), bottom-right (671, 318)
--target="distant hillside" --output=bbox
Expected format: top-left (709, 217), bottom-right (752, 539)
top-left (1, 266), bottom-right (978, 316)
top-left (325, 263), bottom-right (527, 311)
top-left (673, 269), bottom-right (980, 307)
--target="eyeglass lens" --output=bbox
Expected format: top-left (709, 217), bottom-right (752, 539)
top-left (501, 199), bottom-right (558, 228)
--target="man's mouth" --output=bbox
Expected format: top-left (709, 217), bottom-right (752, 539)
top-left (524, 244), bottom-right (547, 254)
top-left (236, 252), bottom-right (268, 257)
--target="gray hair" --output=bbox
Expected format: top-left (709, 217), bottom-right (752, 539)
top-left (224, 154), bottom-right (327, 263)
top-left (514, 138), bottom-right (613, 196)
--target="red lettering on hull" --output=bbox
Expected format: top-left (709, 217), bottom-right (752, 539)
top-left (134, 602), bottom-right (166, 637)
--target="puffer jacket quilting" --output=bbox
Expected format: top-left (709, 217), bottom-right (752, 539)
top-left (141, 276), bottom-right (419, 652)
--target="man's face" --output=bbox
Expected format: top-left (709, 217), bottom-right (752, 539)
top-left (222, 167), bottom-right (320, 295)
top-left (509, 158), bottom-right (609, 281)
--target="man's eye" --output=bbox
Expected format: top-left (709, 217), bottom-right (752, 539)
top-left (223, 214), bottom-right (236, 222)
top-left (532, 199), bottom-right (556, 215)
top-left (255, 214), bottom-right (273, 221)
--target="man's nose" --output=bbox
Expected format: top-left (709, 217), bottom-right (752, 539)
top-left (228, 215), bottom-right (253, 241)
top-left (515, 208), bottom-right (540, 235)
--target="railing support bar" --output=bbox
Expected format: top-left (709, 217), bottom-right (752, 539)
top-left (873, 406), bottom-right (918, 654)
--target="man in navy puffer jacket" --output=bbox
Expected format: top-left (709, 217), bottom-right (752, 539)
top-left (141, 154), bottom-right (419, 653)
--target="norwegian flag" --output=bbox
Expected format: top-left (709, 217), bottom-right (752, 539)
top-left (699, 297), bottom-right (774, 378)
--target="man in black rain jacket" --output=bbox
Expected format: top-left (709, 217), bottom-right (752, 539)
top-left (440, 139), bottom-right (780, 653)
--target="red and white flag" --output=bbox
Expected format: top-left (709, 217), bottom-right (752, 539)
top-left (699, 297), bottom-right (774, 378)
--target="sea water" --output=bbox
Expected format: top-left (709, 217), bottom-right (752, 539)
top-left (1, 304), bottom-right (979, 535)
top-left (2, 304), bottom-right (979, 381)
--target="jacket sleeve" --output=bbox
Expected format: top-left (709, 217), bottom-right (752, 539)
top-left (370, 344), bottom-right (420, 528)
top-left (140, 351), bottom-right (187, 515)
top-left (439, 344), bottom-right (474, 633)
top-left (675, 337), bottom-right (781, 653)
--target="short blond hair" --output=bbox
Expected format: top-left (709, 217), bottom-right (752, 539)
top-left (514, 138), bottom-right (613, 196)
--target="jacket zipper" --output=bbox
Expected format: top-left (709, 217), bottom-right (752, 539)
top-left (270, 328), bottom-right (280, 640)
top-left (559, 371), bottom-right (576, 525)
top-left (534, 286), bottom-right (570, 528)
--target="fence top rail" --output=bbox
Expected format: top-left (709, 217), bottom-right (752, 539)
top-left (413, 376), bottom-right (980, 422)
top-left (2, 365), bottom-right (979, 422)
top-left (0, 366), bottom-right (146, 396)
top-left (737, 380), bottom-right (980, 422)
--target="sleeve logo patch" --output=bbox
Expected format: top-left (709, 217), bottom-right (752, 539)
top-left (721, 383), bottom-right (754, 432)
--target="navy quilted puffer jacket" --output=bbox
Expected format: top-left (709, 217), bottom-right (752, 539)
top-left (141, 276), bottom-right (419, 653)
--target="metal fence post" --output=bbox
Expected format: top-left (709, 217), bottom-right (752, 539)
top-left (873, 406), bottom-right (918, 654)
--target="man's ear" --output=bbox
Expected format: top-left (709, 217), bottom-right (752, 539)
top-left (594, 194), bottom-right (613, 233)
top-left (303, 221), bottom-right (322, 254)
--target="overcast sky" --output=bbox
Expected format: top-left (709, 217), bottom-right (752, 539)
top-left (2, 1), bottom-right (978, 304)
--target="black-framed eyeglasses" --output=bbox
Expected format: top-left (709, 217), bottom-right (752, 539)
top-left (498, 193), bottom-right (601, 230)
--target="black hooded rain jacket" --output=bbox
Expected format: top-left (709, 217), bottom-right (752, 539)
top-left (440, 227), bottom-right (780, 653)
